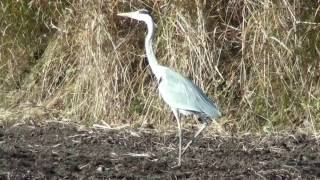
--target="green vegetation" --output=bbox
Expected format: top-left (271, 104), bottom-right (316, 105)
top-left (0, 0), bottom-right (319, 132)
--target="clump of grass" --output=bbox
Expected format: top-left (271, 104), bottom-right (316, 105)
top-left (1, 0), bottom-right (319, 133)
top-left (0, 0), bottom-right (68, 104)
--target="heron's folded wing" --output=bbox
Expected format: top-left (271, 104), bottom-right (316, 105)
top-left (159, 68), bottom-right (221, 118)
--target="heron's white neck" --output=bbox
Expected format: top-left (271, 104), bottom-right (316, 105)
top-left (144, 17), bottom-right (161, 80)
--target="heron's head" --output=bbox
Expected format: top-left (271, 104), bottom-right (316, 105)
top-left (117, 9), bottom-right (152, 22)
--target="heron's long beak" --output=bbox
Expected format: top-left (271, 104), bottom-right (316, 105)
top-left (117, 12), bottom-right (133, 18)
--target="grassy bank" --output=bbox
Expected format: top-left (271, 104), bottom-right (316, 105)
top-left (0, 0), bottom-right (319, 133)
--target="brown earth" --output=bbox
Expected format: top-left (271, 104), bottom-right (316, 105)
top-left (0, 121), bottom-right (320, 179)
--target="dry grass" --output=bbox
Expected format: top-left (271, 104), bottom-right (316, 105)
top-left (0, 0), bottom-right (319, 133)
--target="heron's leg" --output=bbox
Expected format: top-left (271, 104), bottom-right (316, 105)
top-left (182, 122), bottom-right (208, 155)
top-left (173, 109), bottom-right (182, 167)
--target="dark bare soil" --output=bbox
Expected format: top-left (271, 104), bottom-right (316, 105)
top-left (0, 122), bottom-right (320, 179)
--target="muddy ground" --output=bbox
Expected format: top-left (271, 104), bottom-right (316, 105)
top-left (0, 121), bottom-right (320, 179)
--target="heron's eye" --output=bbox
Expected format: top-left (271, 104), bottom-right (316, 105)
top-left (139, 9), bottom-right (149, 14)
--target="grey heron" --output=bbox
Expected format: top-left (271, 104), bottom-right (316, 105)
top-left (118, 9), bottom-right (221, 167)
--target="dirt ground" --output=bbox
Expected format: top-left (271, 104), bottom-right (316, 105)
top-left (0, 121), bottom-right (320, 179)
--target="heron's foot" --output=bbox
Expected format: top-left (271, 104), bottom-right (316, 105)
top-left (182, 140), bottom-right (193, 155)
top-left (171, 162), bottom-right (181, 169)
top-left (170, 156), bottom-right (182, 169)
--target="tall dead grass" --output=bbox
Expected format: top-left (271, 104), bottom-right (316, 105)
top-left (0, 0), bottom-right (319, 132)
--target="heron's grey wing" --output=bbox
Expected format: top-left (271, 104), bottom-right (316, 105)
top-left (158, 68), bottom-right (221, 118)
